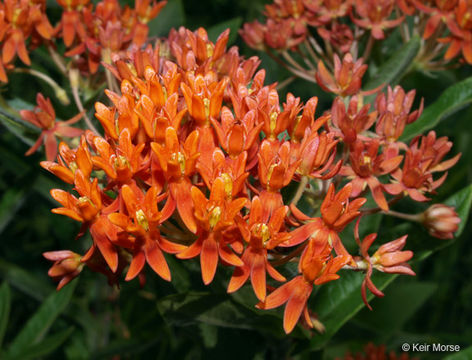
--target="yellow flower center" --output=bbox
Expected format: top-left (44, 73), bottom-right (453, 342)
top-left (220, 173), bottom-right (233, 199)
top-left (253, 223), bottom-right (270, 245)
top-left (203, 98), bottom-right (211, 119)
top-left (171, 152), bottom-right (186, 175)
top-left (208, 206), bottom-right (222, 229)
top-left (136, 209), bottom-right (149, 231)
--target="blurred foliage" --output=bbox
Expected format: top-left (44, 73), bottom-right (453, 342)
top-left (1, 0), bottom-right (472, 359)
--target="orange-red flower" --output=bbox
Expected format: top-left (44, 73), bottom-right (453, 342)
top-left (330, 96), bottom-right (377, 145)
top-left (90, 128), bottom-right (145, 187)
top-left (109, 185), bottom-right (184, 281)
top-left (20, 94), bottom-right (83, 161)
top-left (228, 197), bottom-right (289, 301)
top-left (0, 0), bottom-right (53, 69)
top-left (43, 250), bottom-right (83, 290)
top-left (151, 127), bottom-right (200, 233)
top-left (341, 140), bottom-right (403, 210)
top-left (177, 177), bottom-right (246, 284)
top-left (352, 0), bottom-right (405, 39)
top-left (50, 169), bottom-right (119, 272)
top-left (354, 221), bottom-right (414, 309)
top-left (287, 183), bottom-right (366, 257)
top-left (316, 54), bottom-right (367, 97)
top-left (258, 238), bottom-right (351, 333)
top-left (375, 86), bottom-right (423, 142)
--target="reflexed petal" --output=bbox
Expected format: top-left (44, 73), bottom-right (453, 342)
top-left (251, 253), bottom-right (267, 301)
top-left (145, 240), bottom-right (171, 281)
top-left (201, 234), bottom-right (219, 285)
top-left (125, 251), bottom-right (146, 281)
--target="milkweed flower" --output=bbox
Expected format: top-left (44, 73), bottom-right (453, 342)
top-left (354, 221), bottom-right (414, 310)
top-left (20, 94), bottom-right (83, 161)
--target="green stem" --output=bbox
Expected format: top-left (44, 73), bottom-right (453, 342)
top-left (13, 68), bottom-right (70, 105)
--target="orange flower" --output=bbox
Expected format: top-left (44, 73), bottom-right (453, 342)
top-left (258, 238), bottom-right (351, 333)
top-left (317, 23), bottom-right (354, 53)
top-left (384, 131), bottom-right (460, 201)
top-left (316, 54), bottom-right (367, 97)
top-left (50, 169), bottom-right (119, 272)
top-left (43, 250), bottom-right (83, 290)
top-left (109, 185), bottom-right (184, 281)
top-left (20, 94), bottom-right (83, 161)
top-left (133, 0), bottom-right (167, 46)
top-left (0, 0), bottom-right (53, 68)
top-left (375, 86), bottom-right (423, 142)
top-left (228, 197), bottom-right (289, 301)
top-left (90, 128), bottom-right (145, 186)
top-left (41, 139), bottom-right (92, 184)
top-left (56, 0), bottom-right (89, 47)
top-left (354, 221), bottom-right (414, 310)
top-left (258, 140), bottom-right (301, 216)
top-left (287, 183), bottom-right (366, 257)
top-left (352, 0), bottom-right (405, 39)
top-left (341, 140), bottom-right (403, 210)
top-left (151, 127), bottom-right (200, 233)
top-left (177, 177), bottom-right (246, 285)
top-left (296, 127), bottom-right (341, 179)
top-left (331, 96), bottom-right (377, 145)
top-left (415, 0), bottom-right (458, 39)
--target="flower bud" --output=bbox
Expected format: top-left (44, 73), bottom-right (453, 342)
top-left (422, 204), bottom-right (460, 239)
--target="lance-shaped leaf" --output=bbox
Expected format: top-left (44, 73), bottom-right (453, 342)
top-left (444, 183), bottom-right (472, 237)
top-left (5, 279), bottom-right (77, 358)
top-left (0, 108), bottom-right (39, 147)
top-left (4, 327), bottom-right (74, 360)
top-left (306, 271), bottom-right (398, 350)
top-left (401, 77), bottom-right (472, 141)
top-left (364, 35), bottom-right (421, 94)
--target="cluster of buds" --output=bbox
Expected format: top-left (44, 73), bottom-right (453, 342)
top-left (240, 0), bottom-right (472, 85)
top-left (36, 23), bottom-right (461, 336)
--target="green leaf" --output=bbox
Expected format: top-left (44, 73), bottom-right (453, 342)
top-left (365, 35), bottom-right (421, 92)
top-left (308, 271), bottom-right (398, 351)
top-left (0, 259), bottom-right (53, 301)
top-left (444, 346), bottom-right (472, 360)
top-left (207, 17), bottom-right (243, 45)
top-left (148, 0), bottom-right (185, 37)
top-left (0, 282), bottom-right (11, 348)
top-left (444, 183), bottom-right (472, 237)
top-left (0, 188), bottom-right (26, 235)
top-left (6, 279), bottom-right (77, 358)
top-left (5, 327), bottom-right (74, 360)
top-left (354, 281), bottom-right (437, 336)
top-left (401, 76), bottom-right (472, 141)
top-left (0, 108), bottom-right (39, 147)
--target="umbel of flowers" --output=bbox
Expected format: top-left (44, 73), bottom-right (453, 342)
top-left (38, 26), bottom-right (461, 334)
top-left (6, 0), bottom-right (461, 335)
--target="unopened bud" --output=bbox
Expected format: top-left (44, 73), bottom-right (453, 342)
top-left (422, 204), bottom-right (460, 239)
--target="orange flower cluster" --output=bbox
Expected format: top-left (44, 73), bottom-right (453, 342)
top-left (0, 0), bottom-right (165, 82)
top-left (241, 0), bottom-right (472, 73)
top-left (38, 26), bottom-right (461, 335)
top-left (56, 0), bottom-right (166, 73)
top-left (0, 0), bottom-right (53, 82)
